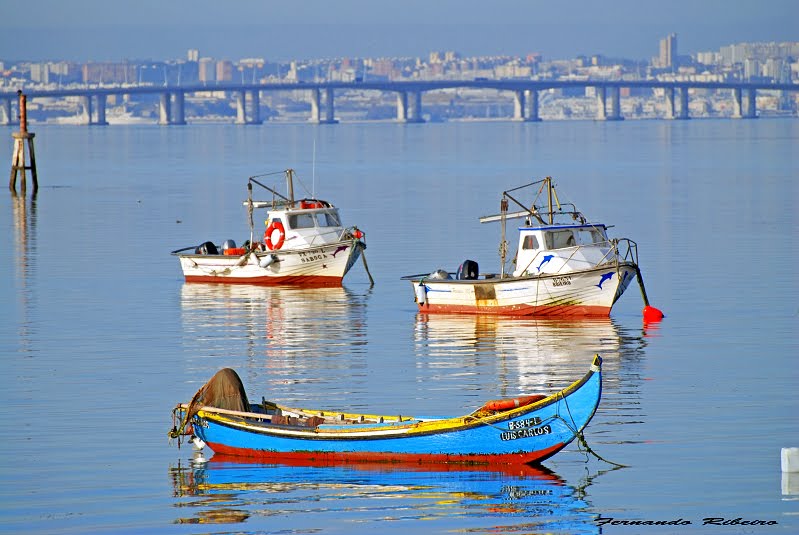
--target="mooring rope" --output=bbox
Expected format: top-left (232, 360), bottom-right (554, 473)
top-left (464, 393), bottom-right (627, 468)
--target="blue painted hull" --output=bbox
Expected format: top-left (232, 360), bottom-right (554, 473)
top-left (175, 355), bottom-right (602, 466)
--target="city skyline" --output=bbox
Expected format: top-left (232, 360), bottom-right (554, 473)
top-left (1, 0), bottom-right (797, 63)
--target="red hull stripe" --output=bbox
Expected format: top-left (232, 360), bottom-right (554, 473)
top-left (185, 275), bottom-right (343, 287)
top-left (418, 303), bottom-right (611, 317)
top-left (205, 442), bottom-right (566, 466)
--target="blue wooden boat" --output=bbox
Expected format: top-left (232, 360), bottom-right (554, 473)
top-left (169, 355), bottom-right (602, 466)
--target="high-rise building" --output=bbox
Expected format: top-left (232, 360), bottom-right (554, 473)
top-left (659, 33), bottom-right (677, 69)
top-left (187, 49), bottom-right (199, 62)
top-left (216, 60), bottom-right (234, 82)
top-left (199, 58), bottom-right (216, 83)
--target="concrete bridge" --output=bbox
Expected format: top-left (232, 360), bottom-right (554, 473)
top-left (1, 79), bottom-right (796, 125)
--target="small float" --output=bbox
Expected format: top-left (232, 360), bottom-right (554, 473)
top-left (403, 176), bottom-right (663, 319)
top-left (172, 169), bottom-right (371, 287)
top-left (169, 355), bottom-right (603, 466)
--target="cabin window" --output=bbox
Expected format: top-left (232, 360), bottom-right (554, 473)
top-left (522, 235), bottom-right (539, 250)
top-left (289, 213), bottom-right (316, 229)
top-left (544, 230), bottom-right (575, 249)
top-left (576, 229), bottom-right (606, 245)
top-left (316, 211), bottom-right (341, 227)
top-left (591, 229), bottom-right (606, 244)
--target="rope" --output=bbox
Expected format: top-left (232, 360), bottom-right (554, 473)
top-left (465, 394), bottom-right (627, 468)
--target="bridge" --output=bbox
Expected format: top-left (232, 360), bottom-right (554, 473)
top-left (1, 79), bottom-right (796, 125)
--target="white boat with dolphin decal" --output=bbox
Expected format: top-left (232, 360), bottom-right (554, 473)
top-left (403, 176), bottom-right (663, 320)
top-left (173, 169), bottom-right (372, 287)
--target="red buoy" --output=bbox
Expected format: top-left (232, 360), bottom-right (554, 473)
top-left (643, 305), bottom-right (664, 322)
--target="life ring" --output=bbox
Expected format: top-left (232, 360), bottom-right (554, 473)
top-left (481, 394), bottom-right (546, 412)
top-left (264, 221), bottom-right (286, 250)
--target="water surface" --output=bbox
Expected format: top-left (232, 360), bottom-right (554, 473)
top-left (1, 118), bottom-right (797, 534)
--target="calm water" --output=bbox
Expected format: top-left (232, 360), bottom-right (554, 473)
top-left (1, 118), bottom-right (797, 534)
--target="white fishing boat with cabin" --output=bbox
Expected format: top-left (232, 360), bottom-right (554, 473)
top-left (403, 177), bottom-right (662, 320)
top-left (173, 169), bottom-right (372, 287)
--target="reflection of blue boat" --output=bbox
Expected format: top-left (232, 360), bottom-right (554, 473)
top-left (169, 356), bottom-right (602, 466)
top-left (170, 457), bottom-right (599, 533)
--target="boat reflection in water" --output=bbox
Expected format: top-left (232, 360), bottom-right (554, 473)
top-left (179, 283), bottom-right (370, 407)
top-left (169, 457), bottom-right (599, 533)
top-left (413, 313), bottom-right (648, 445)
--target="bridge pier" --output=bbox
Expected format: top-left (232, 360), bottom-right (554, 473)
top-left (158, 92), bottom-right (171, 125)
top-left (173, 91), bottom-right (186, 125)
top-left (95, 95), bottom-right (109, 126)
top-left (2, 97), bottom-right (12, 125)
top-left (324, 88), bottom-right (338, 124)
top-left (513, 90), bottom-right (525, 121)
top-left (664, 88), bottom-right (675, 119)
top-left (310, 88), bottom-right (337, 124)
top-left (607, 87), bottom-right (623, 120)
top-left (732, 88), bottom-right (743, 118)
top-left (733, 88), bottom-right (758, 119)
top-left (310, 89), bottom-right (321, 122)
top-left (80, 95), bottom-right (93, 125)
top-left (235, 91), bottom-right (246, 124)
top-left (525, 89), bottom-right (541, 122)
top-left (396, 91), bottom-right (408, 122)
top-left (595, 86), bottom-right (607, 120)
top-left (250, 90), bottom-right (261, 124)
top-left (407, 91), bottom-right (424, 123)
top-left (678, 87), bottom-right (690, 119)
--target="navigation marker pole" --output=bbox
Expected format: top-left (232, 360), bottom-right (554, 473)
top-left (9, 90), bottom-right (38, 194)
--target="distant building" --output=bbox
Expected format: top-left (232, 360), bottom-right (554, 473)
top-left (199, 58), bottom-right (216, 83)
top-left (216, 60), bottom-right (234, 82)
top-left (187, 49), bottom-right (199, 62)
top-left (659, 33), bottom-right (677, 69)
top-left (82, 62), bottom-right (136, 84)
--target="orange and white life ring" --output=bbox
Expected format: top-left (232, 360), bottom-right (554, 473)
top-left (264, 221), bottom-right (286, 250)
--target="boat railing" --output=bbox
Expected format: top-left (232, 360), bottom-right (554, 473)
top-left (520, 239), bottom-right (638, 276)
top-left (612, 238), bottom-right (639, 266)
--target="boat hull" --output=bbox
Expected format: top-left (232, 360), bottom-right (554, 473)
top-left (181, 356), bottom-right (602, 466)
top-left (410, 263), bottom-right (636, 317)
top-left (178, 240), bottom-right (363, 287)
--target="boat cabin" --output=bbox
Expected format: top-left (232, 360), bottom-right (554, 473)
top-left (513, 223), bottom-right (613, 277)
top-left (263, 202), bottom-right (346, 249)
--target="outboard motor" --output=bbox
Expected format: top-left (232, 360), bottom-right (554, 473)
top-left (221, 239), bottom-right (236, 252)
top-left (196, 241), bottom-right (219, 255)
top-left (457, 260), bottom-right (479, 280)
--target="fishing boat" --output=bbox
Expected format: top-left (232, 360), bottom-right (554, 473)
top-left (168, 355), bottom-right (602, 466)
top-left (172, 169), bottom-right (372, 287)
top-left (403, 177), bottom-right (663, 320)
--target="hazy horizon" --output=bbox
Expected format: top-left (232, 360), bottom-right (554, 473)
top-left (1, 0), bottom-right (797, 63)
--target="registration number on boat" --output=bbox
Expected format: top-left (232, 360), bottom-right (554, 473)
top-left (508, 416), bottom-right (541, 430)
top-left (552, 276), bottom-right (572, 287)
top-left (299, 249), bottom-right (328, 263)
top-left (500, 425), bottom-right (552, 441)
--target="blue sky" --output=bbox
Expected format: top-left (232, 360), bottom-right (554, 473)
top-left (1, 0), bottom-right (796, 63)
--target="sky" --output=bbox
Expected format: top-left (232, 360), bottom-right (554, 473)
top-left (0, 0), bottom-right (797, 64)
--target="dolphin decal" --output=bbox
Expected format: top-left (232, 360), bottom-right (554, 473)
top-left (331, 245), bottom-right (349, 257)
top-left (537, 255), bottom-right (555, 272)
top-left (596, 272), bottom-right (614, 289)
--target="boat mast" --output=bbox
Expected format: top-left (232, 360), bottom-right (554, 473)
top-left (247, 181), bottom-right (254, 246)
top-left (546, 176), bottom-right (554, 224)
top-left (286, 169), bottom-right (296, 205)
top-left (500, 196), bottom-right (508, 278)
